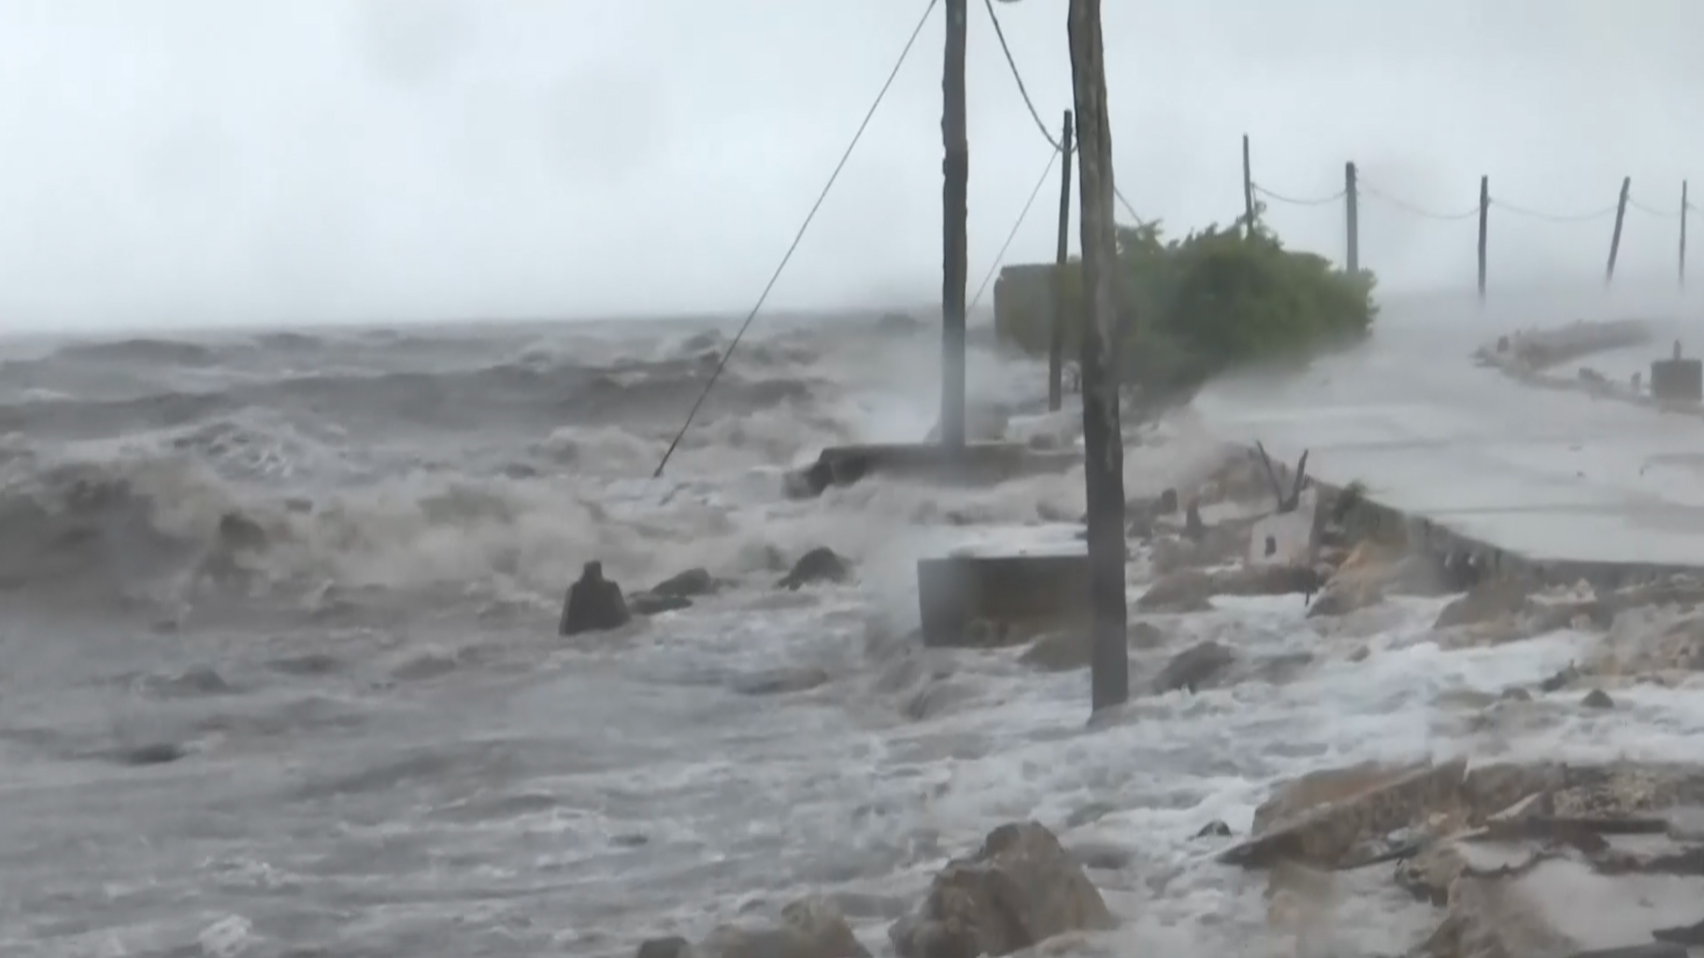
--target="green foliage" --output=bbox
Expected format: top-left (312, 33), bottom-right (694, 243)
top-left (991, 209), bottom-right (1377, 401)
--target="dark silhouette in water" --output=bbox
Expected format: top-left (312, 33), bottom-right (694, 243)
top-left (560, 561), bottom-right (631, 636)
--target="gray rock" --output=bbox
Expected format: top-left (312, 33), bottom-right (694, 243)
top-left (560, 561), bottom-right (631, 636)
top-left (889, 821), bottom-right (1114, 958)
top-left (779, 548), bottom-right (851, 591)
top-left (653, 567), bottom-right (718, 598)
top-left (1152, 640), bottom-right (1236, 694)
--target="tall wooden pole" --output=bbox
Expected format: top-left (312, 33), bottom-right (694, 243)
top-left (1048, 110), bottom-right (1075, 412)
top-left (1241, 134), bottom-right (1256, 237)
top-left (1344, 161), bottom-right (1359, 273)
top-left (1067, 0), bottom-right (1128, 712)
top-left (1476, 175), bottom-right (1489, 303)
top-left (1606, 176), bottom-right (1631, 286)
top-left (940, 0), bottom-right (969, 449)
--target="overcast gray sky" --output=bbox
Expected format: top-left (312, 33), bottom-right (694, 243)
top-left (0, 0), bottom-right (1700, 329)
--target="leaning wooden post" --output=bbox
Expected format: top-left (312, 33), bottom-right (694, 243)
top-left (1241, 134), bottom-right (1256, 238)
top-left (1048, 110), bottom-right (1076, 412)
top-left (1344, 160), bottom-right (1360, 273)
top-left (940, 0), bottom-right (969, 449)
top-left (1606, 176), bottom-right (1631, 286)
top-left (1067, 0), bottom-right (1128, 712)
top-left (1476, 175), bottom-right (1490, 303)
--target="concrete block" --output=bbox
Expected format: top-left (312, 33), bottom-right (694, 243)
top-left (1247, 490), bottom-right (1318, 566)
top-left (918, 552), bottom-right (1090, 647)
top-left (1649, 358), bottom-right (1702, 403)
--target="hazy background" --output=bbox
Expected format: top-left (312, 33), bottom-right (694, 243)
top-left (1, 0), bottom-right (1700, 330)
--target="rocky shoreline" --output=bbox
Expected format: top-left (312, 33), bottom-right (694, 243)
top-left (599, 429), bottom-right (1704, 958)
top-left (592, 322), bottom-right (1704, 958)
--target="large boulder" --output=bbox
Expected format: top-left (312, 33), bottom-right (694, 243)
top-left (889, 821), bottom-right (1115, 958)
top-left (1433, 576), bottom-right (1532, 629)
top-left (652, 567), bottom-right (720, 598)
top-left (560, 561), bottom-right (631, 636)
top-left (779, 547), bottom-right (852, 590)
top-left (1152, 640), bottom-right (1236, 693)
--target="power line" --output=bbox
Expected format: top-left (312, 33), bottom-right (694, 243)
top-left (1627, 196), bottom-right (1680, 218)
top-left (1492, 197), bottom-right (1618, 222)
top-left (969, 148), bottom-right (1059, 313)
top-left (652, 0), bottom-right (939, 479)
top-left (1252, 183), bottom-right (1345, 207)
top-left (1358, 182), bottom-right (1481, 221)
top-left (980, 0), bottom-right (1148, 228)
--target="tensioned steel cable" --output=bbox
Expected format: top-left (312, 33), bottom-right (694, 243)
top-left (968, 147), bottom-right (1061, 313)
top-left (981, 0), bottom-right (1147, 227)
top-left (1252, 183), bottom-right (1346, 207)
top-left (652, 0), bottom-right (939, 479)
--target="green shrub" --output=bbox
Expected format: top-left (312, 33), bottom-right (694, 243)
top-left (992, 209), bottom-right (1376, 401)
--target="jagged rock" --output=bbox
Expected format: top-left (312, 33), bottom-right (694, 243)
top-left (779, 547), bottom-right (852, 590)
top-left (700, 896), bottom-right (870, 958)
top-left (560, 561), bottom-right (631, 636)
top-left (1305, 542), bottom-right (1410, 617)
top-left (1224, 758), bottom-right (1469, 869)
top-left (652, 567), bottom-right (719, 598)
top-left (629, 592), bottom-right (693, 616)
top-left (732, 666), bottom-right (830, 696)
top-left (1581, 688), bottom-right (1615, 709)
top-left (1152, 641), bottom-right (1236, 694)
top-left (888, 821), bottom-right (1114, 958)
top-left (1434, 576), bottom-right (1532, 629)
top-left (1195, 819), bottom-right (1232, 838)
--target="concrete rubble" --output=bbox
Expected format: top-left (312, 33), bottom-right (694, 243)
top-left (1225, 757), bottom-right (1704, 958)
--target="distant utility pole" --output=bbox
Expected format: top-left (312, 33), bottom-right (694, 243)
top-left (1066, 0), bottom-right (1128, 712)
top-left (940, 0), bottom-right (969, 449)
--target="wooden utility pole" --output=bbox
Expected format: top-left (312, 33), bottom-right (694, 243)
top-left (1048, 110), bottom-right (1075, 412)
top-left (940, 0), bottom-right (969, 449)
top-left (1241, 134), bottom-right (1256, 237)
top-left (1476, 175), bottom-right (1490, 302)
top-left (1344, 161), bottom-right (1360, 273)
top-left (1682, 180), bottom-right (1690, 290)
top-left (1066, 0), bottom-right (1128, 712)
top-left (1606, 176), bottom-right (1631, 286)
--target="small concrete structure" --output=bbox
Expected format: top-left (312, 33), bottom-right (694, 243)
top-left (786, 442), bottom-right (1078, 498)
top-left (918, 551), bottom-right (1090, 647)
top-left (1246, 489), bottom-right (1317, 566)
top-left (1649, 357), bottom-right (1702, 403)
